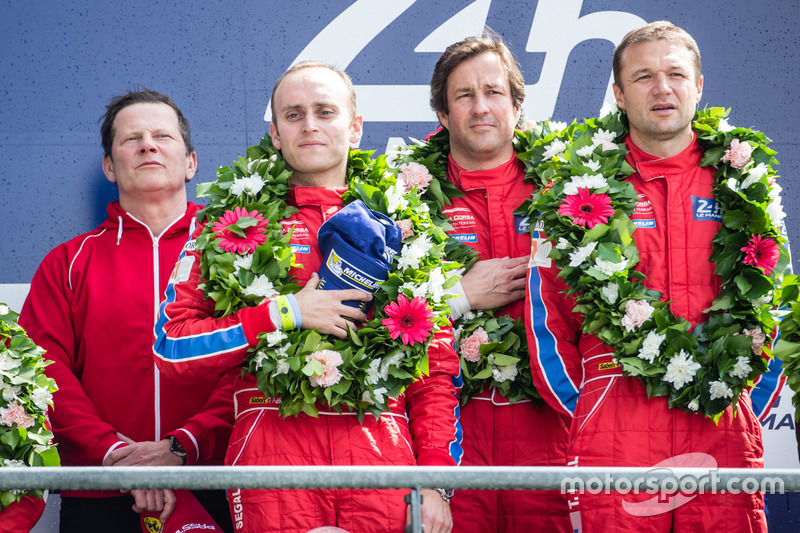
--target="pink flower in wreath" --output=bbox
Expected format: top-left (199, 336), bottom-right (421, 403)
top-left (382, 295), bottom-right (435, 345)
top-left (423, 126), bottom-right (443, 141)
top-left (722, 138), bottom-right (753, 169)
top-left (396, 219), bottom-right (415, 240)
top-left (620, 299), bottom-right (655, 332)
top-left (0, 401), bottom-right (34, 429)
top-left (399, 162), bottom-right (433, 193)
top-left (306, 349), bottom-right (343, 388)
top-left (741, 234), bottom-right (780, 275)
top-left (743, 326), bottom-right (767, 356)
top-left (460, 327), bottom-right (490, 362)
top-left (558, 188), bottom-right (614, 229)
top-left (212, 206), bottom-right (269, 254)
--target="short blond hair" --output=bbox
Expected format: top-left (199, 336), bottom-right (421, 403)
top-left (270, 61), bottom-right (357, 124)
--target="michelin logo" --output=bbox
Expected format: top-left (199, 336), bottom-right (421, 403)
top-left (453, 234), bottom-right (477, 243)
top-left (263, 0), bottom-right (646, 124)
top-left (327, 250), bottom-right (380, 291)
top-left (291, 244), bottom-right (311, 254)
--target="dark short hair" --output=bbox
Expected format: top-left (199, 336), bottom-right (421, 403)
top-left (430, 29), bottom-right (525, 118)
top-left (100, 89), bottom-right (193, 157)
top-left (613, 21), bottom-right (702, 89)
top-left (270, 61), bottom-right (357, 125)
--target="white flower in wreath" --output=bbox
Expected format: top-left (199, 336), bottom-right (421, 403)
top-left (717, 118), bottom-right (735, 133)
top-left (426, 267), bottom-right (447, 303)
top-left (548, 121), bottom-right (568, 133)
top-left (569, 242), bottom-right (598, 267)
top-left (372, 386), bottom-right (388, 405)
top-left (662, 350), bottom-right (701, 389)
top-left (709, 380), bottom-right (734, 401)
top-left (542, 139), bottom-right (567, 160)
top-left (0, 383), bottom-right (20, 402)
top-left (398, 234), bottom-right (432, 270)
top-left (30, 387), bottom-right (53, 411)
top-left (729, 355), bottom-right (753, 379)
top-left (365, 358), bottom-right (381, 385)
top-left (380, 352), bottom-right (406, 380)
top-left (744, 162), bottom-right (769, 183)
top-left (595, 257), bottom-right (627, 277)
top-left (0, 352), bottom-right (22, 373)
top-left (766, 199), bottom-right (786, 227)
top-left (253, 351), bottom-right (269, 370)
top-left (492, 364), bottom-right (518, 383)
top-left (244, 275), bottom-right (279, 299)
top-left (687, 399), bottom-right (700, 412)
top-left (601, 283), bottom-right (619, 304)
top-left (556, 237), bottom-right (570, 250)
top-left (234, 254), bottom-right (254, 271)
top-left (265, 330), bottom-right (287, 347)
top-left (591, 129), bottom-right (616, 145)
top-left (637, 330), bottom-right (666, 364)
top-left (598, 101), bottom-right (618, 119)
top-left (584, 160), bottom-right (601, 172)
top-left (575, 145), bottom-right (595, 158)
top-left (563, 173), bottom-right (608, 195)
top-left (231, 174), bottom-right (266, 196)
top-left (274, 358), bottom-right (291, 376)
top-left (726, 178), bottom-right (740, 192)
top-left (386, 144), bottom-right (413, 166)
top-left (385, 184), bottom-right (409, 214)
top-left (401, 281), bottom-right (428, 299)
top-left (0, 305), bottom-right (8, 315)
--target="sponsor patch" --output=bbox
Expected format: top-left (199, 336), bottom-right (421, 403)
top-left (515, 215), bottom-right (531, 235)
top-left (183, 239), bottom-right (197, 251)
top-left (692, 196), bottom-right (722, 222)
top-left (631, 198), bottom-right (656, 229)
top-left (281, 219), bottom-right (310, 239)
top-left (142, 516), bottom-right (163, 533)
top-left (633, 219), bottom-right (656, 228)
top-left (531, 218), bottom-right (545, 238)
top-left (169, 255), bottom-right (195, 284)
top-left (291, 244), bottom-right (310, 254)
top-left (323, 249), bottom-right (380, 291)
top-left (453, 233), bottom-right (477, 243)
top-left (530, 238), bottom-right (552, 268)
top-left (599, 361), bottom-right (621, 370)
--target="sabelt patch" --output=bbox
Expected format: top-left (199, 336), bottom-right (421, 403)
top-left (599, 361), bottom-right (621, 370)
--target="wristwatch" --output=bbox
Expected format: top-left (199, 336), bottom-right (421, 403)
top-left (433, 488), bottom-right (454, 502)
top-left (168, 435), bottom-right (187, 465)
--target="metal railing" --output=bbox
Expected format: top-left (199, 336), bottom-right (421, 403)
top-left (3, 466), bottom-right (799, 532)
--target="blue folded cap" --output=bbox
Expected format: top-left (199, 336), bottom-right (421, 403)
top-left (316, 200), bottom-right (402, 312)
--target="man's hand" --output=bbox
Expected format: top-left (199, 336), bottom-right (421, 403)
top-left (461, 256), bottom-right (528, 310)
top-left (293, 272), bottom-right (371, 338)
top-left (104, 433), bottom-right (179, 523)
top-left (405, 489), bottom-right (452, 533)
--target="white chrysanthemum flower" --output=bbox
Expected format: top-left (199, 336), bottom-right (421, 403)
top-left (637, 330), bottom-right (666, 364)
top-left (0, 383), bottom-right (20, 402)
top-left (461, 310), bottom-right (476, 322)
top-left (386, 144), bottom-right (413, 166)
top-left (726, 178), bottom-right (739, 192)
top-left (492, 364), bottom-right (518, 383)
top-left (709, 380), bottom-right (734, 401)
top-left (563, 173), bottom-right (608, 196)
top-left (0, 353), bottom-right (22, 373)
top-left (542, 139), bottom-right (567, 160)
top-left (379, 352), bottom-right (406, 380)
top-left (568, 242), bottom-right (598, 267)
top-left (231, 175), bottom-right (266, 197)
top-left (401, 282), bottom-right (428, 299)
top-left (548, 121), bottom-right (568, 133)
top-left (575, 145), bottom-right (595, 158)
top-left (244, 275), bottom-right (279, 299)
top-left (365, 359), bottom-right (381, 385)
top-left (766, 200), bottom-right (786, 227)
top-left (601, 283), bottom-right (619, 305)
top-left (361, 390), bottom-right (374, 404)
top-left (385, 184), bottom-right (409, 214)
top-left (556, 238), bottom-right (570, 250)
top-left (662, 350), bottom-right (701, 389)
top-left (768, 181), bottom-right (782, 200)
top-left (598, 101), bottom-right (618, 119)
top-left (584, 160), bottom-right (601, 172)
top-left (372, 386), bottom-right (388, 405)
top-left (729, 355), bottom-right (753, 379)
top-left (592, 129), bottom-right (616, 145)
top-left (274, 358), bottom-right (290, 376)
top-left (30, 387), bottom-right (53, 411)
top-left (397, 234), bottom-right (432, 271)
top-left (265, 330), bottom-right (287, 347)
top-left (687, 399), bottom-right (700, 412)
top-left (274, 344), bottom-right (290, 359)
top-left (0, 305), bottom-right (8, 315)
top-left (426, 267), bottom-right (447, 303)
top-left (717, 118), bottom-right (735, 133)
top-left (746, 162), bottom-right (769, 181)
top-left (595, 257), bottom-right (627, 276)
top-left (253, 351), bottom-right (269, 370)
top-left (234, 254), bottom-right (254, 271)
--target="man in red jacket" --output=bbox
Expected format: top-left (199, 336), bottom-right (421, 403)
top-left (154, 62), bottom-right (460, 533)
top-left (526, 21), bottom-right (774, 532)
top-left (427, 33), bottom-right (571, 532)
top-left (19, 90), bottom-right (234, 532)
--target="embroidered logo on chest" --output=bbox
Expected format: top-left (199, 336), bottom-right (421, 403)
top-left (691, 196), bottom-right (722, 222)
top-left (443, 207), bottom-right (478, 243)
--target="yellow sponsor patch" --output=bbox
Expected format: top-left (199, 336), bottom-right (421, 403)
top-left (142, 516), bottom-right (163, 533)
top-left (249, 397), bottom-right (270, 404)
top-left (599, 361), bottom-right (621, 370)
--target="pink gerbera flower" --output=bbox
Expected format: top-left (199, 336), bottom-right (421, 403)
top-left (381, 295), bottom-right (435, 345)
top-left (741, 234), bottom-right (780, 275)
top-left (558, 187), bottom-right (614, 229)
top-left (212, 206), bottom-right (269, 254)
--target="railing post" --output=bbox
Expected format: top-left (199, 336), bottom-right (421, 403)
top-left (404, 485), bottom-right (423, 533)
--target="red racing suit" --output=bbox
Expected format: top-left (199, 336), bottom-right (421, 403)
top-left (442, 154), bottom-right (571, 533)
top-left (526, 137), bottom-right (774, 532)
top-left (19, 201), bottom-right (233, 500)
top-left (154, 186), bottom-right (462, 533)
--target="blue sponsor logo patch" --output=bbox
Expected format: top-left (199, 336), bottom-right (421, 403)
top-left (291, 244), bottom-right (311, 254)
top-left (633, 219), bottom-right (656, 228)
top-left (453, 234), bottom-right (477, 243)
top-left (514, 215), bottom-right (531, 235)
top-left (692, 196), bottom-right (722, 222)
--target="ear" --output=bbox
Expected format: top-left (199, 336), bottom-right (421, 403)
top-left (185, 151), bottom-right (198, 182)
top-left (269, 122), bottom-right (281, 151)
top-left (349, 114), bottom-right (364, 145)
top-left (612, 83), bottom-right (625, 111)
top-left (103, 155), bottom-right (117, 184)
top-left (514, 101), bottom-right (521, 125)
top-left (437, 110), bottom-right (449, 131)
top-left (695, 75), bottom-right (704, 106)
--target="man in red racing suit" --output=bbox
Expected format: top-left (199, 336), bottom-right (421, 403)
top-left (526, 22), bottom-right (781, 532)
top-left (428, 34), bottom-right (571, 532)
top-left (154, 63), bottom-right (461, 533)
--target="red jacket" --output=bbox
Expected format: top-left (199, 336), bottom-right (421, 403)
top-left (20, 201), bottom-right (233, 498)
top-left (154, 185), bottom-right (462, 468)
